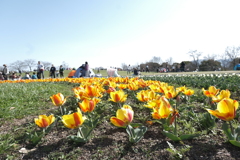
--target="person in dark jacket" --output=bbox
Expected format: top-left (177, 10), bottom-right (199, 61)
top-left (50, 64), bottom-right (56, 78)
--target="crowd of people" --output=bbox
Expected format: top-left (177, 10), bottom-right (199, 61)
top-left (0, 61), bottom-right (68, 81)
top-left (1, 61), bottom-right (189, 81)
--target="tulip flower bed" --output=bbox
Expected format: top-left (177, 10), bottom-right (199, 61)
top-left (1, 75), bottom-right (240, 159)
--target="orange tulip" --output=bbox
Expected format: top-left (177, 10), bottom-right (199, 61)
top-left (109, 90), bottom-right (127, 103)
top-left (110, 105), bottom-right (134, 127)
top-left (62, 108), bottom-right (86, 129)
top-left (50, 93), bottom-right (66, 106)
top-left (106, 86), bottom-right (116, 94)
top-left (78, 98), bottom-right (101, 112)
top-left (34, 115), bottom-right (55, 128)
top-left (207, 98), bottom-right (239, 121)
top-left (202, 86), bottom-right (220, 98)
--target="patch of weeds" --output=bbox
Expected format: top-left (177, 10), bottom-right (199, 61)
top-left (166, 141), bottom-right (191, 160)
top-left (0, 133), bottom-right (17, 155)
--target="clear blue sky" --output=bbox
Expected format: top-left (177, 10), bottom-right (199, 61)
top-left (1, 0), bottom-right (240, 69)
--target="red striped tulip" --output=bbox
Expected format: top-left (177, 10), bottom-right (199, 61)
top-left (50, 93), bottom-right (66, 106)
top-left (62, 108), bottom-right (86, 129)
top-left (207, 98), bottom-right (239, 121)
top-left (34, 115), bottom-right (55, 128)
top-left (110, 105), bottom-right (134, 127)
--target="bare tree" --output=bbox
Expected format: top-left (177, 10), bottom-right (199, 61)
top-left (225, 46), bottom-right (240, 68)
top-left (121, 63), bottom-right (128, 70)
top-left (61, 61), bottom-right (69, 69)
top-left (42, 61), bottom-right (52, 71)
top-left (217, 53), bottom-right (230, 71)
top-left (10, 60), bottom-right (26, 72)
top-left (204, 54), bottom-right (217, 60)
top-left (165, 57), bottom-right (173, 65)
top-left (24, 59), bottom-right (36, 71)
top-left (150, 56), bottom-right (162, 64)
top-left (188, 50), bottom-right (202, 69)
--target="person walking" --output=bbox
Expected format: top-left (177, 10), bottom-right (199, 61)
top-left (146, 65), bottom-right (149, 72)
top-left (37, 61), bottom-right (44, 79)
top-left (59, 65), bottom-right (64, 78)
top-left (127, 64), bottom-right (131, 74)
top-left (50, 64), bottom-right (56, 78)
top-left (2, 64), bottom-right (9, 80)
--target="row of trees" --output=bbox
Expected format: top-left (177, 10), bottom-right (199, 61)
top-left (121, 45), bottom-right (240, 72)
top-left (1, 45), bottom-right (240, 73)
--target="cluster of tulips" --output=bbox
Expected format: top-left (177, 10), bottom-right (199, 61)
top-left (202, 86), bottom-right (240, 147)
top-left (31, 77), bottom-right (240, 146)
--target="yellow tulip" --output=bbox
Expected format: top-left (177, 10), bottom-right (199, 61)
top-left (78, 98), bottom-right (101, 112)
top-left (110, 105), bottom-right (134, 127)
top-left (109, 90), bottom-right (127, 103)
top-left (207, 98), bottom-right (239, 121)
top-left (202, 86), bottom-right (220, 98)
top-left (62, 108), bottom-right (86, 129)
top-left (117, 84), bottom-right (128, 90)
top-left (136, 90), bottom-right (156, 102)
top-left (85, 85), bottom-right (102, 98)
top-left (164, 86), bottom-right (179, 99)
top-left (128, 82), bottom-right (139, 91)
top-left (183, 89), bottom-right (195, 96)
top-left (176, 86), bottom-right (187, 92)
top-left (34, 115), bottom-right (55, 128)
top-left (50, 93), bottom-right (66, 106)
top-left (151, 97), bottom-right (173, 119)
top-left (212, 89), bottom-right (231, 103)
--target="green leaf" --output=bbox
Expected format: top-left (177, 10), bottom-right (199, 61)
top-left (162, 130), bottom-right (181, 141)
top-left (126, 125), bottom-right (148, 143)
top-left (222, 122), bottom-right (234, 140)
top-left (229, 140), bottom-right (240, 148)
top-left (179, 134), bottom-right (200, 140)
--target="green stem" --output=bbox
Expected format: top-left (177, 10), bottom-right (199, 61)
top-left (174, 99), bottom-right (178, 136)
top-left (229, 121), bottom-right (234, 136)
top-left (118, 102), bottom-right (122, 108)
top-left (59, 105), bottom-right (63, 115)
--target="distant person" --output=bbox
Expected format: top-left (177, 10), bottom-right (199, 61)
top-left (68, 68), bottom-right (76, 78)
top-left (56, 70), bottom-right (59, 77)
top-left (0, 72), bottom-right (4, 80)
top-left (85, 61), bottom-right (90, 77)
top-left (133, 68), bottom-right (138, 76)
top-left (11, 72), bottom-right (18, 80)
top-left (74, 65), bottom-right (84, 78)
top-left (234, 62), bottom-right (240, 70)
top-left (59, 65), bottom-right (64, 78)
top-left (50, 64), bottom-right (56, 78)
top-left (146, 65), bottom-right (149, 72)
top-left (2, 64), bottom-right (9, 80)
top-left (127, 64), bottom-right (131, 74)
top-left (31, 72), bottom-right (37, 79)
top-left (22, 72), bottom-right (31, 79)
top-left (180, 62), bottom-right (185, 72)
top-left (37, 61), bottom-right (44, 79)
top-left (172, 65), bottom-right (175, 72)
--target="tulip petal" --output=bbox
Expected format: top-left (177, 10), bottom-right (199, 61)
top-left (110, 117), bottom-right (126, 127)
